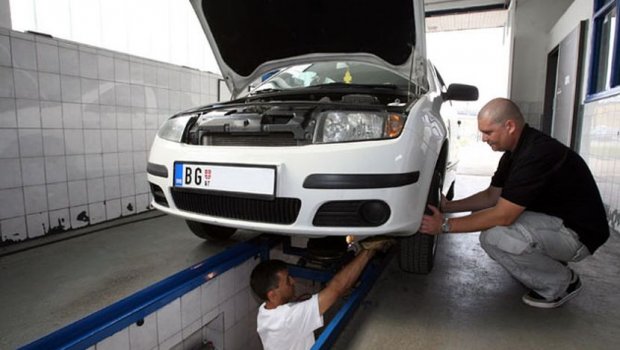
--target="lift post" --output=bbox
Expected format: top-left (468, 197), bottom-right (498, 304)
top-left (308, 247), bottom-right (394, 349)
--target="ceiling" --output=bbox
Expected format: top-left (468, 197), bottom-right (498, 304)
top-left (424, 0), bottom-right (510, 16)
top-left (426, 9), bottom-right (507, 32)
top-left (424, 0), bottom-right (510, 32)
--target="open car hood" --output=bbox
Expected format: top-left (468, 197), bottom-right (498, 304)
top-left (190, 0), bottom-right (427, 97)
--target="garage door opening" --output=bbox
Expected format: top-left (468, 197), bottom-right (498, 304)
top-left (427, 10), bottom-right (510, 176)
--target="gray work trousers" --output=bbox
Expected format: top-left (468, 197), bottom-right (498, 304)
top-left (479, 211), bottom-right (590, 300)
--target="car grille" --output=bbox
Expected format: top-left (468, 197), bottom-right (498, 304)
top-left (202, 134), bottom-right (310, 146)
top-left (170, 188), bottom-right (301, 224)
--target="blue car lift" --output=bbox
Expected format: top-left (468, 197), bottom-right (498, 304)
top-left (20, 235), bottom-right (393, 350)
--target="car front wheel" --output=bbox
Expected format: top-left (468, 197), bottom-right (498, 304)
top-left (185, 220), bottom-right (236, 242)
top-left (398, 170), bottom-right (441, 274)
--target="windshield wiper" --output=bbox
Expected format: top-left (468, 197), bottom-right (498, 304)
top-left (250, 88), bottom-right (283, 95)
top-left (249, 83), bottom-right (401, 97)
top-left (311, 82), bottom-right (399, 90)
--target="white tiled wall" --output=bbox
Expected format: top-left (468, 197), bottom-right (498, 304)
top-left (514, 100), bottom-right (544, 130)
top-left (93, 257), bottom-right (262, 350)
top-left (580, 95), bottom-right (620, 234)
top-left (0, 28), bottom-right (224, 244)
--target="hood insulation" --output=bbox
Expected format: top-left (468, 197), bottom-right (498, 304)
top-left (202, 0), bottom-right (416, 77)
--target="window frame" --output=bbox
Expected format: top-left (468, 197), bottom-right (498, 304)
top-left (587, 0), bottom-right (620, 101)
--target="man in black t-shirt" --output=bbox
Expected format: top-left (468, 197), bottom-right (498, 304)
top-left (420, 98), bottom-right (609, 308)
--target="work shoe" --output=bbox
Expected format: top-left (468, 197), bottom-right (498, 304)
top-left (522, 269), bottom-right (582, 308)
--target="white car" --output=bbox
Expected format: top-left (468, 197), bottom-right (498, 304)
top-left (147, 0), bottom-right (478, 273)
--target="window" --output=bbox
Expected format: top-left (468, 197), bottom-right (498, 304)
top-left (252, 62), bottom-right (412, 93)
top-left (9, 0), bottom-right (218, 73)
top-left (588, 0), bottom-right (620, 99)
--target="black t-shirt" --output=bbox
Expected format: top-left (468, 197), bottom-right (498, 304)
top-left (491, 125), bottom-right (609, 253)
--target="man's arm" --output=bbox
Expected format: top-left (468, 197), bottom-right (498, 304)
top-left (317, 249), bottom-right (375, 315)
top-left (442, 186), bottom-right (502, 213)
top-left (447, 197), bottom-right (525, 233)
top-left (421, 197), bottom-right (525, 235)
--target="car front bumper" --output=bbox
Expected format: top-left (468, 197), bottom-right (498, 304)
top-left (147, 130), bottom-right (436, 237)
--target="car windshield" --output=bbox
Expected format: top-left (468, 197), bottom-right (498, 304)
top-left (251, 61), bottom-right (410, 93)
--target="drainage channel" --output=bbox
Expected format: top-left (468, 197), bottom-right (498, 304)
top-left (20, 235), bottom-right (393, 350)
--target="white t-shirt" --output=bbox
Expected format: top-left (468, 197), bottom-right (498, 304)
top-left (257, 294), bottom-right (324, 350)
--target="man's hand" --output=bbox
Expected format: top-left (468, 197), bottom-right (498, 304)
top-left (419, 205), bottom-right (443, 235)
top-left (359, 236), bottom-right (394, 252)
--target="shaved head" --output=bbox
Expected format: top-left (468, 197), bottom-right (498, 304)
top-left (478, 98), bottom-right (525, 127)
top-left (477, 98), bottom-right (526, 152)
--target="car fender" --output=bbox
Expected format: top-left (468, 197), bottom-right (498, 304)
top-left (403, 94), bottom-right (447, 225)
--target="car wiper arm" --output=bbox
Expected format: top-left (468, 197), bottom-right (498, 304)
top-left (312, 82), bottom-right (399, 90)
top-left (250, 88), bottom-right (283, 95)
top-left (249, 83), bottom-right (400, 97)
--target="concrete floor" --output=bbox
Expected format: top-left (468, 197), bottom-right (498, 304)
top-left (332, 232), bottom-right (620, 349)
top-left (0, 215), bottom-right (258, 349)
top-left (1, 172), bottom-right (619, 349)
top-left (332, 175), bottom-right (620, 350)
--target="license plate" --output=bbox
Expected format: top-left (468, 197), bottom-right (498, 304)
top-left (173, 162), bottom-right (276, 198)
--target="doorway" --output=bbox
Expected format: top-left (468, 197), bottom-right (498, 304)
top-left (542, 21), bottom-right (587, 149)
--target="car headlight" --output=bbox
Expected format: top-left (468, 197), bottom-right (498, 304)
top-left (314, 111), bottom-right (405, 143)
top-left (157, 115), bottom-right (194, 142)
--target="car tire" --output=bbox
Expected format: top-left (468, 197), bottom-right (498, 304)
top-left (398, 170), bottom-right (441, 274)
top-left (185, 220), bottom-right (236, 242)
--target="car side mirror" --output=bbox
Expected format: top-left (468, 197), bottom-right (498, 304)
top-left (443, 84), bottom-right (479, 101)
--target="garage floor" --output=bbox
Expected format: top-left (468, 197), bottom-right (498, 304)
top-left (1, 174), bottom-right (619, 349)
top-left (332, 175), bottom-right (620, 350)
top-left (0, 215), bottom-right (259, 349)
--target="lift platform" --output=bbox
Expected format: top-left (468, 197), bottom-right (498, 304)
top-left (20, 235), bottom-right (393, 350)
